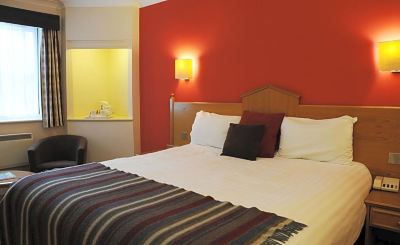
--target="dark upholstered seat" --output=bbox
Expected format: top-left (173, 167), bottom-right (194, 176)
top-left (28, 135), bottom-right (87, 172)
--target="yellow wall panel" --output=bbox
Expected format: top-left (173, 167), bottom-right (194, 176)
top-left (67, 49), bottom-right (131, 119)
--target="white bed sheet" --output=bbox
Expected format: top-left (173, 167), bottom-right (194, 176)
top-left (103, 144), bottom-right (372, 245)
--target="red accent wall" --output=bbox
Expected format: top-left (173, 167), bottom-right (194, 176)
top-left (140, 0), bottom-right (400, 153)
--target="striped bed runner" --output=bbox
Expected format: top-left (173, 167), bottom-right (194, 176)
top-left (0, 163), bottom-right (306, 245)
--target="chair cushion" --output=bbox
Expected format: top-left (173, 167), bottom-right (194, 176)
top-left (36, 161), bottom-right (77, 171)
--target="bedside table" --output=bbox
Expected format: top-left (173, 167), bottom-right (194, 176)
top-left (365, 190), bottom-right (400, 245)
top-left (0, 170), bottom-right (33, 198)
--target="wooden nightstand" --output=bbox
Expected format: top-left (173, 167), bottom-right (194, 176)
top-left (365, 190), bottom-right (400, 245)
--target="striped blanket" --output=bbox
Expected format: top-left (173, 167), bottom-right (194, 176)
top-left (0, 163), bottom-right (306, 245)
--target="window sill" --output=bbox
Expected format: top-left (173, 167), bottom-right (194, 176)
top-left (0, 119), bottom-right (42, 124)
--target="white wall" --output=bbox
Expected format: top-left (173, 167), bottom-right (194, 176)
top-left (0, 122), bottom-right (65, 169)
top-left (68, 121), bottom-right (134, 162)
top-left (0, 0), bottom-right (63, 15)
top-left (65, 7), bottom-right (135, 42)
top-left (65, 6), bottom-right (138, 160)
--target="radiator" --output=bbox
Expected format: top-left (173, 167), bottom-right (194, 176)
top-left (0, 133), bottom-right (33, 169)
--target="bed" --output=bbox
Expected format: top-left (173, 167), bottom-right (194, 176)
top-left (2, 84), bottom-right (400, 245)
top-left (104, 144), bottom-right (372, 245)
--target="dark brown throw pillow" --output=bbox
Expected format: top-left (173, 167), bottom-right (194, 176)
top-left (240, 111), bottom-right (285, 158)
top-left (221, 123), bottom-right (265, 161)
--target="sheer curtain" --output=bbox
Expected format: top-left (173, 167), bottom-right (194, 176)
top-left (0, 22), bottom-right (41, 121)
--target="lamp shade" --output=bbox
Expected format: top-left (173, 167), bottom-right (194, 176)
top-left (378, 40), bottom-right (400, 72)
top-left (175, 59), bottom-right (193, 80)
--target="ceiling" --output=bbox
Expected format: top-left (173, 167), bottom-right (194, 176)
top-left (60, 0), bottom-right (166, 7)
top-left (139, 0), bottom-right (166, 7)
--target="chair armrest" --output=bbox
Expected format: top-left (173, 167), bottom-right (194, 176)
top-left (75, 139), bottom-right (87, 164)
top-left (27, 141), bottom-right (46, 172)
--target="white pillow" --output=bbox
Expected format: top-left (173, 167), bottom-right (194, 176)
top-left (277, 116), bottom-right (357, 164)
top-left (190, 111), bottom-right (241, 149)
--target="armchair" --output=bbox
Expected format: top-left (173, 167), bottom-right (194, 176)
top-left (28, 135), bottom-right (87, 172)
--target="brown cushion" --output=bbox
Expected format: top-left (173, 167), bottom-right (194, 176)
top-left (240, 111), bottom-right (285, 158)
top-left (221, 123), bottom-right (265, 161)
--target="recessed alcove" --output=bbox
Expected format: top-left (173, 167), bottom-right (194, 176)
top-left (66, 48), bottom-right (134, 162)
top-left (66, 48), bottom-right (132, 120)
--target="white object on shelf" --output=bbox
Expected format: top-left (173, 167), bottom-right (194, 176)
top-left (100, 101), bottom-right (112, 117)
top-left (86, 101), bottom-right (113, 119)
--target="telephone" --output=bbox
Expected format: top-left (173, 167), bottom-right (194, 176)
top-left (373, 176), bottom-right (399, 192)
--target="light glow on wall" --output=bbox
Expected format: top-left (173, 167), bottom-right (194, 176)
top-left (173, 47), bottom-right (201, 81)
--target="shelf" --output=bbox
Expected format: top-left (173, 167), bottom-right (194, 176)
top-left (68, 117), bottom-right (133, 122)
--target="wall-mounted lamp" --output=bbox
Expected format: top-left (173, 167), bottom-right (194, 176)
top-left (378, 40), bottom-right (400, 73)
top-left (175, 59), bottom-right (193, 80)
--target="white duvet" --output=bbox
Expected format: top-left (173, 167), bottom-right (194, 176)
top-left (103, 144), bottom-right (372, 245)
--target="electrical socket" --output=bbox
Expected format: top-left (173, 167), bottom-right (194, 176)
top-left (181, 131), bottom-right (188, 141)
top-left (388, 153), bottom-right (400, 164)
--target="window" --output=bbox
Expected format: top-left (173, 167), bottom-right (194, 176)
top-left (0, 22), bottom-right (42, 122)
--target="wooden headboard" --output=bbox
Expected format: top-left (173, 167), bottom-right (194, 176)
top-left (170, 84), bottom-right (400, 177)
